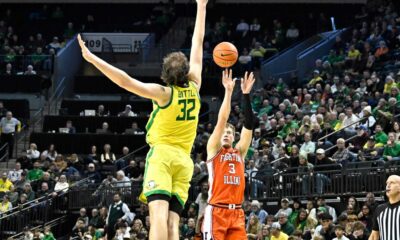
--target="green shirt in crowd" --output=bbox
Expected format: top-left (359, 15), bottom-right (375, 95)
top-left (27, 168), bottom-right (44, 181)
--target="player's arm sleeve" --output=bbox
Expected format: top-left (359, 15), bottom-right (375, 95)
top-left (243, 94), bottom-right (254, 130)
top-left (236, 94), bottom-right (255, 156)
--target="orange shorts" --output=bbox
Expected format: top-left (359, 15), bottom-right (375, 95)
top-left (201, 205), bottom-right (247, 240)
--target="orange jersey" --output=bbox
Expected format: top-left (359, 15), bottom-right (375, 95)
top-left (207, 147), bottom-right (245, 205)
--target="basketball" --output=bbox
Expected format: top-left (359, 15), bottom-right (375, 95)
top-left (213, 42), bottom-right (238, 68)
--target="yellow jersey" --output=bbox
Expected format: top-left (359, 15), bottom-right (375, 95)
top-left (146, 82), bottom-right (200, 155)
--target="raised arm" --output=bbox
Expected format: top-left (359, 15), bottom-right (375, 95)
top-left (188, 0), bottom-right (207, 90)
top-left (235, 72), bottom-right (256, 159)
top-left (207, 69), bottom-right (235, 157)
top-left (77, 34), bottom-right (170, 105)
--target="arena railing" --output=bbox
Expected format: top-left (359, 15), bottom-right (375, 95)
top-left (247, 160), bottom-right (396, 201)
top-left (318, 117), bottom-right (368, 142)
top-left (0, 186), bottom-right (69, 239)
top-left (0, 143), bottom-right (9, 163)
top-left (8, 215), bottom-right (68, 240)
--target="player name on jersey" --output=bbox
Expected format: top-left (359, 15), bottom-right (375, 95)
top-left (223, 175), bottom-right (240, 185)
top-left (178, 89), bottom-right (197, 98)
top-left (219, 152), bottom-right (242, 163)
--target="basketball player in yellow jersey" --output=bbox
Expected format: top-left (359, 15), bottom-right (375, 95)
top-left (77, 1), bottom-right (207, 239)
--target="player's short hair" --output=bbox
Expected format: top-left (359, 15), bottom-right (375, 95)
top-left (161, 52), bottom-right (189, 87)
top-left (225, 123), bottom-right (236, 135)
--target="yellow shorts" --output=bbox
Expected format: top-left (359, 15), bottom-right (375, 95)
top-left (139, 144), bottom-right (194, 207)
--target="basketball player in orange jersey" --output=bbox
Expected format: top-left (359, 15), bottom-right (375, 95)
top-left (77, 1), bottom-right (207, 239)
top-left (202, 69), bottom-right (255, 240)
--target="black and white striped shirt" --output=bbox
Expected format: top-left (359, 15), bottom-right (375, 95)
top-left (372, 200), bottom-right (400, 240)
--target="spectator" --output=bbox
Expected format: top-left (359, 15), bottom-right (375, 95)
top-left (23, 227), bottom-right (34, 240)
top-left (236, 18), bottom-right (249, 33)
top-left (106, 193), bottom-right (132, 240)
top-left (300, 133), bottom-right (315, 156)
top-left (0, 172), bottom-right (13, 197)
top-left (86, 145), bottom-right (99, 164)
top-left (27, 161), bottom-right (44, 181)
top-left (125, 160), bottom-right (143, 181)
top-left (70, 219), bottom-right (86, 240)
top-left (84, 163), bottom-right (102, 184)
top-left (27, 143), bottom-right (40, 160)
top-left (0, 195), bottom-right (12, 214)
top-left (313, 212), bottom-right (335, 240)
top-left (36, 182), bottom-right (52, 198)
top-left (67, 153), bottom-right (84, 173)
top-left (247, 215), bottom-right (262, 239)
top-left (249, 42), bottom-right (266, 69)
top-left (7, 162), bottom-right (22, 183)
top-left (48, 36), bottom-right (61, 52)
top-left (275, 198), bottom-right (293, 218)
top-left (23, 183), bottom-right (35, 201)
top-left (78, 207), bottom-right (89, 228)
top-left (43, 226), bottom-right (56, 240)
top-left (96, 104), bottom-right (109, 117)
top-left (314, 148), bottom-right (336, 194)
top-left (96, 122), bottom-right (112, 134)
top-left (382, 132), bottom-right (400, 161)
top-left (297, 153), bottom-right (313, 195)
top-left (248, 200), bottom-right (268, 227)
top-left (278, 212), bottom-right (295, 235)
top-left (101, 144), bottom-right (116, 164)
top-left (374, 40), bottom-right (389, 60)
top-left (124, 122), bottom-right (144, 135)
top-left (293, 209), bottom-right (308, 232)
top-left (14, 171), bottom-right (29, 193)
top-left (118, 105), bottom-right (137, 117)
top-left (89, 208), bottom-right (104, 228)
top-left (0, 111), bottom-right (21, 158)
top-left (4, 63), bottom-right (14, 75)
top-left (115, 170), bottom-right (131, 188)
top-left (286, 23), bottom-right (299, 42)
top-left (331, 138), bottom-right (351, 164)
top-left (343, 108), bottom-right (359, 137)
top-left (0, 102), bottom-right (7, 118)
top-left (357, 204), bottom-right (372, 232)
top-left (93, 173), bottom-right (117, 197)
top-left (349, 221), bottom-right (369, 240)
top-left (115, 146), bottom-right (131, 170)
top-left (373, 124), bottom-right (388, 148)
top-left (308, 70), bottom-right (323, 87)
top-left (239, 47), bottom-right (252, 70)
top-left (317, 197), bottom-right (337, 223)
top-left (36, 171), bottom-right (55, 191)
top-left (182, 218), bottom-right (196, 239)
top-left (364, 192), bottom-right (378, 212)
top-left (270, 222), bottom-right (289, 240)
top-left (63, 22), bottom-right (76, 39)
top-left (65, 120), bottom-right (76, 134)
top-left (333, 224), bottom-right (349, 240)
top-left (54, 174), bottom-right (69, 193)
top-left (23, 64), bottom-right (37, 75)
top-left (41, 144), bottom-right (58, 162)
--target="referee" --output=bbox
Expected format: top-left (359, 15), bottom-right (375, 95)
top-left (369, 175), bottom-right (400, 240)
top-left (0, 111), bottom-right (21, 159)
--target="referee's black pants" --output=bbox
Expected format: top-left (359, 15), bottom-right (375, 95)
top-left (0, 132), bottom-right (15, 159)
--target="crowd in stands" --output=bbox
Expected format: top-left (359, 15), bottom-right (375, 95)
top-left (1, 0), bottom-right (400, 239)
top-left (0, 2), bottom-right (177, 75)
